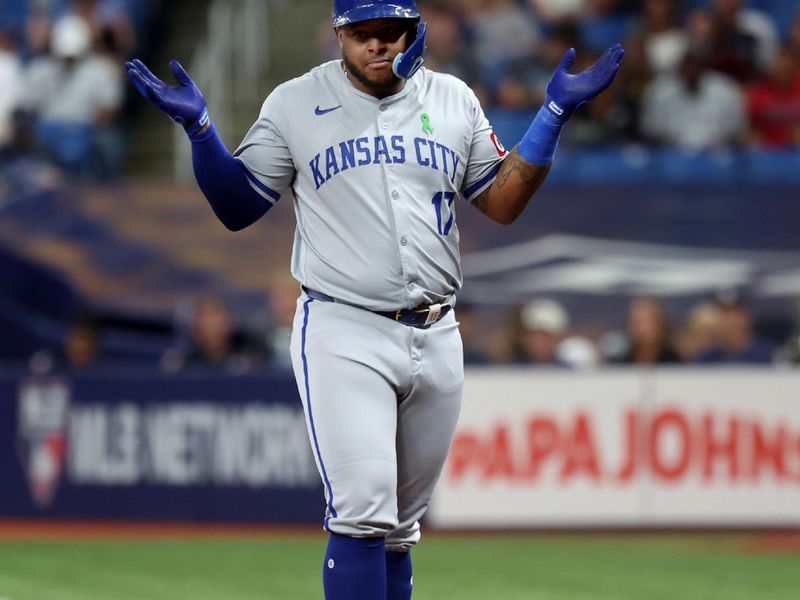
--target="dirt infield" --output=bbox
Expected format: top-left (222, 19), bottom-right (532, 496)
top-left (1, 520), bottom-right (799, 553)
top-left (741, 531), bottom-right (800, 554)
top-left (0, 519), bottom-right (320, 541)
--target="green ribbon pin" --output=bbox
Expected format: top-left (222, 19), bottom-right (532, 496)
top-left (421, 113), bottom-right (434, 135)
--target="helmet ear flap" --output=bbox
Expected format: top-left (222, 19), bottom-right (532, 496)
top-left (392, 20), bottom-right (427, 80)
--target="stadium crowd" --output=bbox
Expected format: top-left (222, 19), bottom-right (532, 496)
top-left (319, 0), bottom-right (800, 149)
top-left (38, 286), bottom-right (798, 374)
top-left (0, 0), bottom-right (150, 185)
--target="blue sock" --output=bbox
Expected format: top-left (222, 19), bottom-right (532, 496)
top-left (323, 534), bottom-right (386, 600)
top-left (385, 550), bottom-right (413, 600)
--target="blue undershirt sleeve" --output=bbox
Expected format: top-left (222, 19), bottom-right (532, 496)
top-left (189, 124), bottom-right (275, 231)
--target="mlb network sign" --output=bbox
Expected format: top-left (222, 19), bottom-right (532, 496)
top-left (430, 369), bottom-right (800, 528)
top-left (15, 377), bottom-right (318, 510)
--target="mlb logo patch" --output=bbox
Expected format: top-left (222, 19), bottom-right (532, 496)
top-left (16, 378), bottom-right (71, 510)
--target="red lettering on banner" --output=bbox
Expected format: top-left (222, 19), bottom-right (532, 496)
top-left (559, 413), bottom-right (601, 483)
top-left (650, 409), bottom-right (691, 482)
top-left (616, 410), bottom-right (640, 482)
top-left (702, 413), bottom-right (740, 482)
top-left (525, 416), bottom-right (559, 480)
top-left (749, 421), bottom-right (789, 480)
top-left (482, 425), bottom-right (516, 481)
top-left (446, 407), bottom-right (800, 488)
top-left (448, 432), bottom-right (479, 483)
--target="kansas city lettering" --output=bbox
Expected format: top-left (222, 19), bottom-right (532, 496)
top-left (309, 135), bottom-right (461, 190)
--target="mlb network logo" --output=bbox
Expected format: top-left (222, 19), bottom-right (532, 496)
top-left (16, 378), bottom-right (71, 510)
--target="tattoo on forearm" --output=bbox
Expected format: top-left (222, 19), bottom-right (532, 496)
top-left (495, 148), bottom-right (548, 189)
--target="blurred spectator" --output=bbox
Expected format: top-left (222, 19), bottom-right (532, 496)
top-left (419, 3), bottom-right (484, 94)
top-left (685, 6), bottom-right (715, 57)
top-left (511, 298), bottom-right (598, 368)
top-left (675, 300), bottom-right (722, 362)
top-left (615, 297), bottom-right (680, 364)
top-left (0, 110), bottom-right (62, 205)
top-left (746, 48), bottom-right (800, 148)
top-left (788, 15), bottom-right (800, 66)
top-left (28, 313), bottom-right (103, 373)
top-left (463, 0), bottom-right (541, 90)
top-left (89, 26), bottom-right (126, 180)
top-left (455, 301), bottom-right (492, 365)
top-left (264, 273), bottom-right (300, 370)
top-left (62, 316), bottom-right (101, 368)
top-left (627, 0), bottom-right (688, 76)
top-left (612, 29), bottom-right (654, 141)
top-left (698, 291), bottom-right (774, 363)
top-left (22, 14), bottom-right (124, 178)
top-left (527, 0), bottom-right (587, 24)
top-left (0, 30), bottom-right (22, 149)
top-left (640, 49), bottom-right (746, 149)
top-left (714, 0), bottom-right (778, 74)
top-left (704, 0), bottom-right (778, 82)
top-left (26, 4), bottom-right (53, 57)
top-left (166, 295), bottom-right (259, 373)
top-left (496, 20), bottom-right (579, 110)
top-left (65, 0), bottom-right (137, 57)
top-left (775, 299), bottom-right (800, 365)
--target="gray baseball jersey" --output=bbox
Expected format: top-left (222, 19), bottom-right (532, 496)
top-left (234, 60), bottom-right (507, 311)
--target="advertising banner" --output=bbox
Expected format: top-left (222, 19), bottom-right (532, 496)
top-left (429, 369), bottom-right (800, 528)
top-left (1, 369), bottom-right (324, 523)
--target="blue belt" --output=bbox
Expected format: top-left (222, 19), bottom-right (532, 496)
top-left (302, 287), bottom-right (452, 329)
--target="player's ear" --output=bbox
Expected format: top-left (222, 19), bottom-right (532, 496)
top-left (335, 27), bottom-right (344, 48)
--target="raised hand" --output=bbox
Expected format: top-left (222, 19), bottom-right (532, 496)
top-left (545, 43), bottom-right (625, 120)
top-left (125, 59), bottom-right (209, 136)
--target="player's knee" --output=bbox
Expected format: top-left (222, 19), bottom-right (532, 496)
top-left (331, 461), bottom-right (398, 535)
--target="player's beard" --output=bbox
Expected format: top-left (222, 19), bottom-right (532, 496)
top-left (342, 53), bottom-right (402, 97)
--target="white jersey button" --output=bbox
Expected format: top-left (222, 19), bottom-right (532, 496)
top-left (381, 122), bottom-right (389, 130)
top-left (391, 191), bottom-right (400, 200)
top-left (400, 237), bottom-right (408, 246)
top-left (379, 105), bottom-right (388, 112)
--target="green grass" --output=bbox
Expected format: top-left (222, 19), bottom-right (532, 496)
top-left (0, 534), bottom-right (798, 599)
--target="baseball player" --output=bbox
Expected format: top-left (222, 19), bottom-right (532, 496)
top-left (126, 1), bottom-right (623, 597)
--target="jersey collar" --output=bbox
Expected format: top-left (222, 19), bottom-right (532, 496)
top-left (330, 59), bottom-right (421, 106)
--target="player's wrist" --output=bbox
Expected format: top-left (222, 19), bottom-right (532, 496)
top-left (542, 93), bottom-right (573, 122)
top-left (517, 102), bottom-right (565, 166)
top-left (184, 107), bottom-right (211, 140)
top-left (188, 119), bottom-right (215, 143)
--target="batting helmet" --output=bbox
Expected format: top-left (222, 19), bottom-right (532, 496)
top-left (332, 0), bottom-right (426, 80)
top-left (331, 0), bottom-right (419, 28)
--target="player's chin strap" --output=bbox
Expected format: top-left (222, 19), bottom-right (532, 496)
top-left (392, 20), bottom-right (427, 80)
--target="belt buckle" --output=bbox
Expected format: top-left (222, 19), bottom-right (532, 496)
top-left (424, 303), bottom-right (443, 326)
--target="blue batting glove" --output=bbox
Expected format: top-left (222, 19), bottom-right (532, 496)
top-left (544, 42), bottom-right (624, 120)
top-left (125, 59), bottom-right (210, 137)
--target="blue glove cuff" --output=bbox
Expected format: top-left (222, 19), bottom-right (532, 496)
top-left (189, 117), bottom-right (215, 143)
top-left (517, 103), bottom-right (565, 166)
top-left (184, 108), bottom-right (210, 139)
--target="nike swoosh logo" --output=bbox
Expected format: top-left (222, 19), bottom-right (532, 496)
top-left (315, 104), bottom-right (342, 116)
